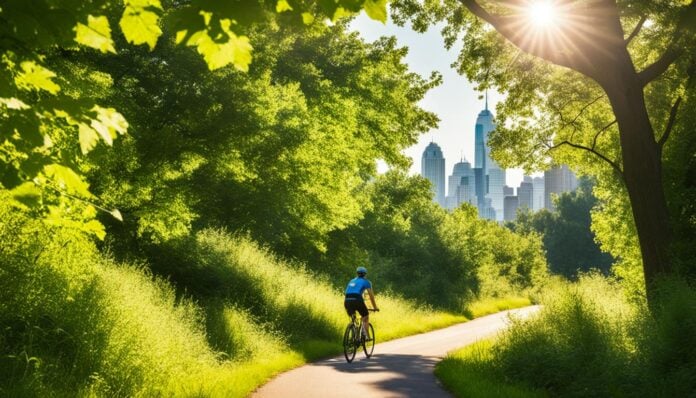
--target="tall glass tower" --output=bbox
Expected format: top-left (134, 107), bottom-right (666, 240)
top-left (532, 176), bottom-right (545, 211)
top-left (421, 142), bottom-right (446, 206)
top-left (446, 159), bottom-right (477, 209)
top-left (474, 97), bottom-right (505, 221)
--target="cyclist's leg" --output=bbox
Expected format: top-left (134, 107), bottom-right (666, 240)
top-left (357, 301), bottom-right (370, 339)
top-left (344, 300), bottom-right (355, 317)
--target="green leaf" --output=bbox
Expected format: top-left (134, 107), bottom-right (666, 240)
top-left (10, 182), bottom-right (42, 209)
top-left (15, 62), bottom-right (61, 94)
top-left (43, 164), bottom-right (92, 199)
top-left (79, 123), bottom-right (100, 154)
top-left (75, 15), bottom-right (117, 53)
top-left (332, 7), bottom-right (355, 21)
top-left (185, 19), bottom-right (253, 71)
top-left (276, 0), bottom-right (293, 12)
top-left (89, 106), bottom-right (128, 145)
top-left (363, 0), bottom-right (387, 23)
top-left (120, 0), bottom-right (163, 50)
top-left (228, 33), bottom-right (253, 72)
top-left (82, 219), bottom-right (107, 240)
top-left (301, 12), bottom-right (315, 24)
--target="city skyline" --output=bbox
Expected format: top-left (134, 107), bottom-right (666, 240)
top-left (349, 15), bottom-right (530, 189)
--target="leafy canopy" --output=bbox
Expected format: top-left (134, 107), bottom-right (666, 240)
top-left (0, 0), bottom-right (388, 238)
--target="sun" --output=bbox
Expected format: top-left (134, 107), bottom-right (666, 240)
top-left (527, 1), bottom-right (558, 28)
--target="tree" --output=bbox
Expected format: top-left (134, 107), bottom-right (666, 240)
top-left (320, 171), bottom-right (548, 309)
top-left (509, 178), bottom-right (614, 279)
top-left (391, 0), bottom-right (695, 294)
top-left (0, 0), bottom-right (388, 237)
top-left (71, 19), bottom-right (438, 259)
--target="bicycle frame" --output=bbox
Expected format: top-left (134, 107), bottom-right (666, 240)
top-left (343, 309), bottom-right (377, 363)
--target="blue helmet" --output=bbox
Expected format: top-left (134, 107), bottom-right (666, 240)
top-left (356, 266), bottom-right (367, 276)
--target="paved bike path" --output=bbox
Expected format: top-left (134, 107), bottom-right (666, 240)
top-left (252, 305), bottom-right (540, 398)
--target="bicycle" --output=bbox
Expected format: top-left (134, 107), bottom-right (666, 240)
top-left (343, 308), bottom-right (378, 363)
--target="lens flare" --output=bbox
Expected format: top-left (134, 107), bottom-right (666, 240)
top-left (527, 1), bottom-right (557, 28)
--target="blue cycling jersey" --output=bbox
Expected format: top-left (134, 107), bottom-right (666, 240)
top-left (345, 277), bottom-right (372, 299)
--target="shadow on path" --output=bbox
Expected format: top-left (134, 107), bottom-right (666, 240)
top-left (320, 353), bottom-right (449, 397)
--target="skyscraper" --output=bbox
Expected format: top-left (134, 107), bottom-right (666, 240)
top-left (488, 168), bottom-right (506, 221)
top-left (532, 176), bottom-right (545, 211)
top-left (544, 164), bottom-right (578, 210)
top-left (518, 181), bottom-right (534, 210)
top-left (474, 99), bottom-right (498, 174)
top-left (504, 195), bottom-right (519, 221)
top-left (474, 98), bottom-right (506, 221)
top-left (474, 123), bottom-right (486, 170)
top-left (474, 167), bottom-right (485, 209)
top-left (456, 177), bottom-right (476, 207)
top-left (446, 159), bottom-right (477, 209)
top-left (421, 142), bottom-right (446, 206)
top-left (481, 197), bottom-right (496, 220)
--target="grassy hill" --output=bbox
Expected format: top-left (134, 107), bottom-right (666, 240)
top-left (1, 208), bottom-right (479, 397)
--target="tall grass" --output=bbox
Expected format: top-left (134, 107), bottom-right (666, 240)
top-left (436, 273), bottom-right (696, 397)
top-left (1, 212), bottom-right (470, 397)
top-left (463, 296), bottom-right (533, 319)
top-left (162, 229), bottom-right (468, 357)
top-left (436, 340), bottom-right (546, 398)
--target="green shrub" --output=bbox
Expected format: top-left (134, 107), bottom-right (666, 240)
top-left (436, 340), bottom-right (546, 398)
top-left (437, 273), bottom-right (696, 397)
top-left (152, 229), bottom-right (467, 350)
top-left (0, 206), bottom-right (233, 396)
top-left (1, 215), bottom-right (468, 396)
top-left (632, 278), bottom-right (696, 396)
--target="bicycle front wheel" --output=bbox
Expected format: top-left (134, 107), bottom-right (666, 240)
top-left (343, 324), bottom-right (357, 363)
top-left (362, 323), bottom-right (375, 358)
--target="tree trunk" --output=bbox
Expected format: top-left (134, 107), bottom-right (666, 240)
top-left (602, 61), bottom-right (672, 294)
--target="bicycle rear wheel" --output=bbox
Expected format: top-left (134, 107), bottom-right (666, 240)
top-left (362, 323), bottom-right (375, 358)
top-left (343, 324), bottom-right (357, 363)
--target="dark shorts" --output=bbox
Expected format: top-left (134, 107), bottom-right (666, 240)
top-left (344, 294), bottom-right (369, 317)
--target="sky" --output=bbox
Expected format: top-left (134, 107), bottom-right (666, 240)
top-left (348, 14), bottom-right (527, 192)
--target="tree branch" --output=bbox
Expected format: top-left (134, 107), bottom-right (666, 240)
top-left (556, 95), bottom-right (605, 134)
top-left (625, 15), bottom-right (647, 45)
top-left (592, 119), bottom-right (617, 149)
top-left (638, 0), bottom-right (695, 86)
top-left (658, 96), bottom-right (682, 148)
top-left (546, 140), bottom-right (623, 177)
top-left (460, 0), bottom-right (580, 72)
top-left (638, 48), bottom-right (683, 86)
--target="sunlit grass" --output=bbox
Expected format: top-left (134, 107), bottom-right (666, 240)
top-left (436, 339), bottom-right (546, 398)
top-left (436, 274), bottom-right (696, 397)
top-left (0, 223), bottom-right (473, 396)
top-left (1, 210), bottom-right (537, 397)
top-left (464, 296), bottom-right (533, 319)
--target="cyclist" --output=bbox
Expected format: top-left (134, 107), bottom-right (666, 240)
top-left (344, 266), bottom-right (379, 340)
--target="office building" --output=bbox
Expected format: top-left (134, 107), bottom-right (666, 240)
top-left (518, 181), bottom-right (533, 210)
top-left (532, 176), bottom-right (545, 211)
top-left (446, 159), bottom-right (477, 209)
top-left (421, 142), bottom-right (446, 206)
top-left (474, 98), bottom-right (506, 221)
top-left (544, 164), bottom-right (578, 210)
top-left (504, 195), bottom-right (519, 221)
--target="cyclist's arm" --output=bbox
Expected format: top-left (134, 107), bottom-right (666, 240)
top-left (366, 288), bottom-right (378, 310)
